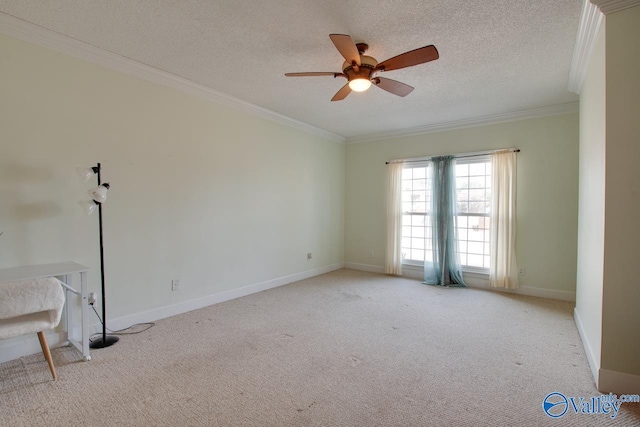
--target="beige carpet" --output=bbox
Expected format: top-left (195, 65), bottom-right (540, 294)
top-left (1, 269), bottom-right (638, 426)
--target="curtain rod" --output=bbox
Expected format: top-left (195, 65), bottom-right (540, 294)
top-left (385, 148), bottom-right (520, 165)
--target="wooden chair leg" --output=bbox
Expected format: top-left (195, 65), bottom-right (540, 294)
top-left (37, 331), bottom-right (57, 380)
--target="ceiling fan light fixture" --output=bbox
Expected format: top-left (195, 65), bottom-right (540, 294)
top-left (349, 78), bottom-right (372, 92)
top-left (285, 35), bottom-right (438, 101)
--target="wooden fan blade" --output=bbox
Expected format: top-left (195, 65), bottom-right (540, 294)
top-left (285, 72), bottom-right (345, 77)
top-left (375, 45), bottom-right (439, 72)
top-left (329, 34), bottom-right (361, 67)
top-left (331, 83), bottom-right (352, 101)
top-left (374, 77), bottom-right (414, 97)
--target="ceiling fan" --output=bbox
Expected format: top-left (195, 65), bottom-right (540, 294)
top-left (285, 34), bottom-right (439, 101)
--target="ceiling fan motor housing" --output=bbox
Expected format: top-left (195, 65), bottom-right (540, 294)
top-left (342, 55), bottom-right (378, 82)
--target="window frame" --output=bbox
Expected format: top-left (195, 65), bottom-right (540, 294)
top-left (400, 161), bottom-right (431, 268)
top-left (400, 156), bottom-right (492, 274)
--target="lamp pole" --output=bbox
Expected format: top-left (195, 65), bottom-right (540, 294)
top-left (90, 163), bottom-right (119, 349)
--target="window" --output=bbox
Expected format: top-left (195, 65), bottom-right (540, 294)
top-left (455, 157), bottom-right (491, 270)
top-left (401, 163), bottom-right (432, 265)
top-left (401, 156), bottom-right (491, 271)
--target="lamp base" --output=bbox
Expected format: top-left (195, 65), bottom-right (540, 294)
top-left (89, 335), bottom-right (119, 349)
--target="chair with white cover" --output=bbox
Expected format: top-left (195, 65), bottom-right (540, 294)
top-left (0, 278), bottom-right (65, 380)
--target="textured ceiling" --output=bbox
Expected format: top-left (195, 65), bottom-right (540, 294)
top-left (0, 0), bottom-right (583, 139)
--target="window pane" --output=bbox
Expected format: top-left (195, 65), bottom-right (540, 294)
top-left (468, 216), bottom-right (481, 228)
top-left (456, 163), bottom-right (468, 176)
top-left (469, 228), bottom-right (484, 242)
top-left (457, 216), bottom-right (468, 227)
top-left (412, 226), bottom-right (425, 238)
top-left (412, 215), bottom-right (427, 226)
top-left (412, 237), bottom-right (425, 250)
top-left (469, 188), bottom-right (485, 202)
top-left (402, 226), bottom-right (411, 237)
top-left (458, 227), bottom-right (468, 240)
top-left (469, 175), bottom-right (485, 189)
top-left (411, 192), bottom-right (425, 204)
top-left (458, 240), bottom-right (467, 253)
top-left (484, 256), bottom-right (491, 268)
top-left (468, 254), bottom-right (483, 267)
top-left (413, 201), bottom-right (427, 213)
top-left (469, 201), bottom-right (487, 214)
top-left (424, 250), bottom-right (433, 261)
top-left (459, 253), bottom-right (467, 265)
top-left (468, 241), bottom-right (484, 254)
top-left (411, 249), bottom-right (424, 261)
top-left (469, 163), bottom-right (485, 176)
top-left (456, 176), bottom-right (469, 190)
top-left (413, 167), bottom-right (426, 179)
top-left (414, 179), bottom-right (426, 190)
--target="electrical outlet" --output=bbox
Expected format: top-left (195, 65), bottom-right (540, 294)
top-left (518, 267), bottom-right (526, 276)
top-left (88, 292), bottom-right (97, 305)
top-left (172, 279), bottom-right (180, 291)
top-left (369, 250), bottom-right (374, 258)
top-left (307, 252), bottom-right (312, 261)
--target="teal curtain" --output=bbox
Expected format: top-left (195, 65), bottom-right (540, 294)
top-left (424, 156), bottom-right (466, 287)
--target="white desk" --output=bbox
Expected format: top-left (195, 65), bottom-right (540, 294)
top-left (0, 262), bottom-right (91, 361)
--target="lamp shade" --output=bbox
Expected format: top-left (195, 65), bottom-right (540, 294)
top-left (78, 200), bottom-right (98, 215)
top-left (76, 167), bottom-right (96, 182)
top-left (89, 183), bottom-right (110, 203)
top-left (348, 78), bottom-right (372, 92)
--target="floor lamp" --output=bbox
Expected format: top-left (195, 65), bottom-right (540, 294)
top-left (78, 163), bottom-right (119, 349)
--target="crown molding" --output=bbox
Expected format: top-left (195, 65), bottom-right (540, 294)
top-left (0, 12), bottom-right (346, 144)
top-left (568, 0), bottom-right (640, 93)
top-left (591, 0), bottom-right (640, 14)
top-left (567, 1), bottom-right (604, 94)
top-left (345, 102), bottom-right (579, 144)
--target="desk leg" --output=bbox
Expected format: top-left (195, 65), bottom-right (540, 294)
top-left (80, 271), bottom-right (91, 361)
top-left (63, 273), bottom-right (74, 345)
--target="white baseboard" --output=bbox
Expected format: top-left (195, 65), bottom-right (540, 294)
top-left (0, 332), bottom-right (68, 364)
top-left (104, 262), bottom-right (344, 334)
top-left (344, 262), bottom-right (385, 274)
top-left (574, 308), bottom-right (600, 387)
top-left (574, 309), bottom-right (640, 395)
top-left (0, 263), bottom-right (344, 363)
top-left (598, 368), bottom-right (640, 395)
top-left (345, 262), bottom-right (576, 301)
top-left (465, 277), bottom-right (576, 302)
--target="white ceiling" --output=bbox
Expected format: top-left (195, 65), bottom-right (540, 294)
top-left (0, 0), bottom-right (583, 140)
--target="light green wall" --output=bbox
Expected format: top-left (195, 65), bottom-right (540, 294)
top-left (0, 34), bottom-right (345, 321)
top-left (575, 6), bottom-right (640, 390)
top-left (575, 21), bottom-right (605, 374)
top-left (601, 6), bottom-right (640, 377)
top-left (345, 114), bottom-right (580, 293)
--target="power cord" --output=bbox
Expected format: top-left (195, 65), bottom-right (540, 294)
top-left (89, 302), bottom-right (154, 341)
